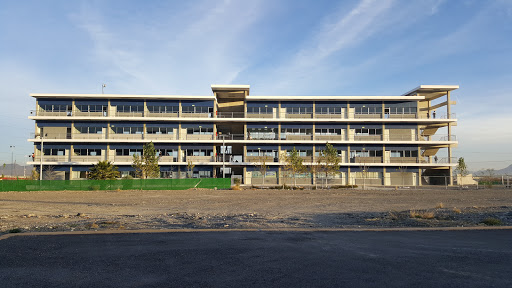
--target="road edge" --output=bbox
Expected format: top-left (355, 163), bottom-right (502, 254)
top-left (2, 226), bottom-right (512, 240)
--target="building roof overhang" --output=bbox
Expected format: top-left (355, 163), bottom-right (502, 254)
top-left (402, 85), bottom-right (459, 101)
top-left (245, 95), bottom-right (425, 101)
top-left (30, 94), bottom-right (215, 100)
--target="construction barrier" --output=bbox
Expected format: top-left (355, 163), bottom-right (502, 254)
top-left (0, 178), bottom-right (231, 192)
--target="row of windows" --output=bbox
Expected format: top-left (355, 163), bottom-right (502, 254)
top-left (182, 106), bottom-right (211, 113)
top-left (147, 106), bottom-right (179, 113)
top-left (316, 107), bottom-right (343, 114)
top-left (76, 126), bottom-right (103, 134)
top-left (40, 104), bottom-right (72, 112)
top-left (77, 105), bottom-right (106, 113)
top-left (350, 150), bottom-right (384, 157)
top-left (246, 150), bottom-right (277, 157)
top-left (287, 107), bottom-right (313, 114)
top-left (116, 149), bottom-right (143, 156)
top-left (147, 127), bottom-right (173, 134)
top-left (355, 128), bottom-right (382, 135)
top-left (116, 105), bottom-right (144, 113)
top-left (184, 149), bottom-right (214, 157)
top-left (390, 150), bottom-right (418, 157)
top-left (187, 127), bottom-right (213, 135)
top-left (74, 149), bottom-right (102, 156)
top-left (247, 107), bottom-right (273, 114)
top-left (111, 127), bottom-right (144, 134)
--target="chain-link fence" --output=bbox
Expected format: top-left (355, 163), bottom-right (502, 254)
top-left (0, 178), bottom-right (231, 192)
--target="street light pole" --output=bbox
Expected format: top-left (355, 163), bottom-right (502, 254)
top-left (40, 135), bottom-right (44, 181)
top-left (222, 135), bottom-right (226, 178)
top-left (10, 146), bottom-right (15, 177)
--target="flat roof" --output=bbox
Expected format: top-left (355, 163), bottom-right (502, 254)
top-left (402, 85), bottom-right (459, 96)
top-left (211, 84), bottom-right (250, 92)
top-left (30, 94), bottom-right (215, 100)
top-left (246, 96), bottom-right (425, 101)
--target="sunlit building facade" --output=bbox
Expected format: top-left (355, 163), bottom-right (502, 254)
top-left (28, 84), bottom-right (458, 185)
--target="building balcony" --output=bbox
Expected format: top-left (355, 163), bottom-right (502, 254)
top-left (282, 134), bottom-right (313, 141)
top-left (181, 112), bottom-right (212, 118)
top-left (186, 156), bottom-right (215, 162)
top-left (285, 113), bottom-right (313, 119)
top-left (70, 155), bottom-right (104, 162)
top-left (350, 157), bottom-right (383, 164)
top-left (216, 112), bottom-right (245, 118)
top-left (314, 135), bottom-right (345, 141)
top-left (245, 156), bottom-right (278, 163)
top-left (146, 112), bottom-right (179, 118)
top-left (109, 133), bottom-right (144, 140)
top-left (145, 134), bottom-right (177, 140)
top-left (33, 155), bottom-right (69, 162)
top-left (186, 134), bottom-right (214, 141)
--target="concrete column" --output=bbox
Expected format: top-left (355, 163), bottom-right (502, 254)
top-left (447, 91), bottom-right (453, 185)
top-left (418, 168), bottom-right (422, 186)
top-left (312, 101), bottom-right (316, 119)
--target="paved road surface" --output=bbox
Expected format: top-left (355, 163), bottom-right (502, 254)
top-left (1, 230), bottom-right (511, 287)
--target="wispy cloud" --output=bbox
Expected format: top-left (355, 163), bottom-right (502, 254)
top-left (70, 0), bottom-right (266, 94)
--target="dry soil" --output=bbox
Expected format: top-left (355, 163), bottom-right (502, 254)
top-left (1, 187), bottom-right (511, 234)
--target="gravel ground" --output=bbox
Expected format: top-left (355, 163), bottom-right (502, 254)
top-left (1, 187), bottom-right (511, 234)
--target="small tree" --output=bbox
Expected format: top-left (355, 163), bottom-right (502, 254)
top-left (455, 157), bottom-right (468, 177)
top-left (187, 160), bottom-right (195, 178)
top-left (132, 142), bottom-right (160, 179)
top-left (256, 154), bottom-right (269, 186)
top-left (482, 168), bottom-right (495, 188)
top-left (318, 143), bottom-right (341, 188)
top-left (281, 147), bottom-right (306, 187)
top-left (44, 165), bottom-right (58, 180)
top-left (89, 161), bottom-right (120, 180)
top-left (31, 168), bottom-right (39, 180)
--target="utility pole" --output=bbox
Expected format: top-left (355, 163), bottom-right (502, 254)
top-left (40, 135), bottom-right (44, 180)
top-left (222, 134), bottom-right (226, 178)
top-left (10, 145), bottom-right (15, 177)
top-left (102, 83), bottom-right (107, 94)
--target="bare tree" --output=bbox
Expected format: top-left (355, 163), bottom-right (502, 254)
top-left (44, 165), bottom-right (58, 180)
top-left (256, 154), bottom-right (269, 186)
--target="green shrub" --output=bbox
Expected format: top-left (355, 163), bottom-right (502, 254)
top-left (481, 218), bottom-right (502, 226)
top-left (8, 228), bottom-right (22, 233)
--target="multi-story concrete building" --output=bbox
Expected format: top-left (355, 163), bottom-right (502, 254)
top-left (28, 84), bottom-right (458, 185)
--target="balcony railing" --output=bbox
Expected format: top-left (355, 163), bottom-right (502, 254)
top-left (28, 132), bottom-right (456, 143)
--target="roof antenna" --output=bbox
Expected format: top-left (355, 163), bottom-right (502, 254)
top-left (102, 83), bottom-right (107, 94)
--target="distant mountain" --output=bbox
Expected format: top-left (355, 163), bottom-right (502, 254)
top-left (0, 163), bottom-right (32, 178)
top-left (473, 164), bottom-right (512, 176)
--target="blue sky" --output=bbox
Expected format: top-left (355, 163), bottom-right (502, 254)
top-left (0, 0), bottom-right (511, 171)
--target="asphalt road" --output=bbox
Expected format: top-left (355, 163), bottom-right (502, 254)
top-left (1, 230), bottom-right (511, 287)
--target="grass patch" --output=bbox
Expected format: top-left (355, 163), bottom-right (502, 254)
top-left (480, 218), bottom-right (502, 226)
top-left (436, 202), bottom-right (444, 209)
top-left (452, 207), bottom-right (462, 214)
top-left (409, 210), bottom-right (435, 219)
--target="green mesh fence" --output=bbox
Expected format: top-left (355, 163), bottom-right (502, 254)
top-left (0, 178), bottom-right (231, 192)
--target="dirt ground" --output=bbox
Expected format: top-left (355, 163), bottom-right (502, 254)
top-left (1, 187), bottom-right (511, 234)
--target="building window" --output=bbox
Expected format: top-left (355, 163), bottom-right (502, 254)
top-left (116, 105), bottom-right (144, 113)
top-left (247, 150), bottom-right (276, 157)
top-left (147, 127), bottom-right (173, 134)
top-left (43, 148), bottom-right (65, 156)
top-left (185, 149), bottom-right (213, 157)
top-left (315, 107), bottom-right (342, 114)
top-left (350, 150), bottom-right (383, 158)
top-left (182, 106), bottom-right (211, 113)
top-left (40, 104), bottom-right (72, 113)
top-left (286, 107), bottom-right (312, 114)
top-left (354, 128), bottom-right (382, 136)
top-left (389, 150), bottom-right (418, 157)
top-left (281, 128), bottom-right (312, 139)
top-left (147, 106), bottom-right (179, 114)
top-left (315, 128), bottom-right (342, 135)
top-left (186, 127), bottom-right (213, 135)
top-left (112, 126), bottom-right (143, 134)
top-left (247, 128), bottom-right (277, 140)
top-left (354, 172), bottom-right (380, 179)
top-left (247, 107), bottom-right (273, 114)
top-left (76, 126), bottom-right (103, 134)
top-left (115, 149), bottom-right (143, 156)
top-left (74, 149), bottom-right (102, 156)
top-left (76, 105), bottom-right (106, 113)
top-left (353, 104), bottom-right (382, 115)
